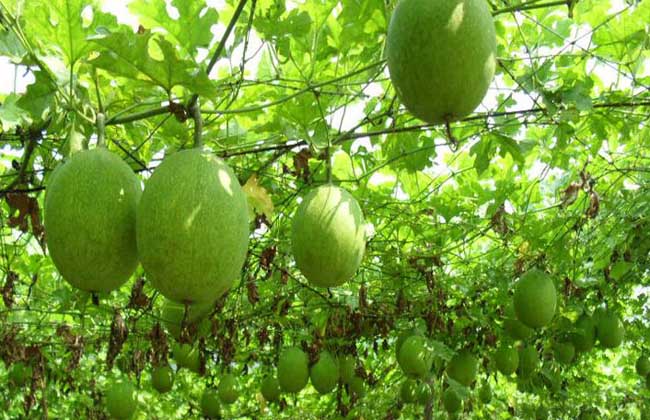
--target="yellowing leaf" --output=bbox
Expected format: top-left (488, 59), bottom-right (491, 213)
top-left (242, 175), bottom-right (274, 220)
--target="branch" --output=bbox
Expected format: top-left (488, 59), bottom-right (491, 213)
top-left (493, 0), bottom-right (570, 16)
top-left (186, 0), bottom-right (249, 110)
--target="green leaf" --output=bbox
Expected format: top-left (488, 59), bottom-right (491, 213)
top-left (0, 94), bottom-right (30, 130)
top-left (89, 30), bottom-right (217, 97)
top-left (16, 71), bottom-right (57, 120)
top-left (128, 0), bottom-right (219, 55)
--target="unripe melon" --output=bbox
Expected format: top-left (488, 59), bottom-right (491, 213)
top-left (400, 379), bottom-right (418, 403)
top-left (339, 355), bottom-right (356, 384)
top-left (261, 376), bottom-right (281, 402)
top-left (45, 148), bottom-right (141, 292)
top-left (8, 362), bottom-right (32, 387)
top-left (494, 345), bottom-right (519, 376)
top-left (278, 347), bottom-right (309, 393)
top-left (571, 314), bottom-right (596, 353)
top-left (105, 380), bottom-right (136, 419)
top-left (417, 383), bottom-right (432, 405)
top-left (443, 388), bottom-right (462, 413)
top-left (200, 389), bottom-right (221, 418)
top-left (173, 343), bottom-right (200, 373)
top-left (479, 382), bottom-right (492, 404)
top-left (503, 318), bottom-right (534, 340)
top-left (310, 351), bottom-right (339, 394)
top-left (160, 298), bottom-right (213, 340)
top-left (637, 356), bottom-right (650, 377)
top-left (596, 312), bottom-right (624, 348)
top-left (218, 373), bottom-right (239, 404)
top-left (349, 376), bottom-right (365, 398)
top-left (386, 0), bottom-right (497, 124)
top-left (517, 346), bottom-right (539, 379)
top-left (291, 185), bottom-right (366, 287)
top-left (553, 342), bottom-right (575, 365)
top-left (446, 351), bottom-right (477, 387)
top-left (151, 366), bottom-right (173, 393)
top-left (137, 149), bottom-right (249, 304)
top-left (397, 335), bottom-right (433, 378)
top-left (513, 269), bottom-right (557, 328)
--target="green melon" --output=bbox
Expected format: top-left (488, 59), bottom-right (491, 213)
top-left (636, 356), bottom-right (650, 377)
top-left (137, 149), bottom-right (249, 304)
top-left (443, 388), bottom-right (462, 413)
top-left (278, 347), bottom-right (309, 393)
top-left (261, 376), bottom-right (281, 402)
top-left (349, 375), bottom-right (365, 398)
top-left (8, 362), bottom-right (32, 387)
top-left (446, 351), bottom-right (478, 387)
top-left (479, 382), bottom-right (492, 404)
top-left (494, 345), bottom-right (519, 376)
top-left (395, 328), bottom-right (420, 360)
top-left (571, 314), bottom-right (596, 353)
top-left (596, 312), bottom-right (625, 348)
top-left (513, 269), bottom-right (557, 328)
top-left (200, 389), bottom-right (221, 418)
top-left (553, 342), bottom-right (575, 365)
top-left (291, 185), bottom-right (366, 287)
top-left (385, 0), bottom-right (497, 124)
top-left (105, 380), bottom-right (136, 419)
top-left (160, 298), bottom-right (213, 340)
top-left (45, 148), bottom-right (141, 293)
top-left (339, 355), bottom-right (356, 384)
top-left (503, 318), bottom-right (534, 340)
top-left (310, 351), bottom-right (339, 394)
top-left (400, 379), bottom-right (418, 403)
top-left (517, 346), bottom-right (539, 379)
top-left (218, 373), bottom-right (239, 404)
top-left (151, 366), bottom-right (174, 393)
top-left (397, 335), bottom-right (433, 378)
top-left (417, 383), bottom-right (432, 405)
top-left (173, 343), bottom-right (200, 373)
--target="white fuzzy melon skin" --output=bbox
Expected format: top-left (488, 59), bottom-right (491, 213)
top-left (386, 0), bottom-right (497, 124)
top-left (291, 185), bottom-right (366, 288)
top-left (45, 148), bottom-right (141, 293)
top-left (136, 149), bottom-right (249, 304)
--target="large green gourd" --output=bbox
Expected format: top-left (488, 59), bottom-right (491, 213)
top-left (310, 351), bottom-right (339, 394)
top-left (45, 148), bottom-right (141, 293)
top-left (513, 269), bottom-right (557, 328)
top-left (137, 149), bottom-right (249, 304)
top-left (291, 185), bottom-right (366, 287)
top-left (278, 347), bottom-right (309, 393)
top-left (386, 0), bottom-right (497, 124)
top-left (446, 351), bottom-right (478, 386)
top-left (105, 380), bottom-right (137, 419)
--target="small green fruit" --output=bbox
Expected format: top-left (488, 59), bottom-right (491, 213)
top-left (291, 185), bottom-right (366, 288)
top-left (173, 343), bottom-right (200, 373)
top-left (8, 363), bottom-right (32, 387)
top-left (596, 312), bottom-right (625, 348)
top-left (571, 314), bottom-right (596, 353)
top-left (397, 335), bottom-right (433, 378)
top-left (443, 388), bottom-right (462, 413)
top-left (105, 380), bottom-right (136, 419)
top-left (261, 376), bottom-right (281, 402)
top-left (536, 406), bottom-right (549, 420)
top-left (400, 379), bottom-right (418, 403)
top-left (417, 383), bottom-right (432, 405)
top-left (218, 373), bottom-right (239, 404)
top-left (503, 318), bottom-right (534, 340)
top-left (636, 356), bottom-right (650, 377)
top-left (446, 351), bottom-right (478, 387)
top-left (517, 346), bottom-right (539, 379)
top-left (278, 347), bottom-right (309, 393)
top-left (494, 345), bottom-right (519, 376)
top-left (151, 366), bottom-right (174, 393)
top-left (513, 269), bottom-right (557, 328)
top-left (200, 389), bottom-right (221, 418)
top-left (349, 376), bottom-right (365, 398)
top-left (310, 351), bottom-right (339, 394)
top-left (479, 382), bottom-right (492, 404)
top-left (160, 298), bottom-right (213, 340)
top-left (339, 355), bottom-right (356, 384)
top-left (553, 342), bottom-right (575, 365)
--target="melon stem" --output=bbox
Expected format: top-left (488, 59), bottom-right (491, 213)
top-left (191, 100), bottom-right (203, 149)
top-left (96, 113), bottom-right (106, 148)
